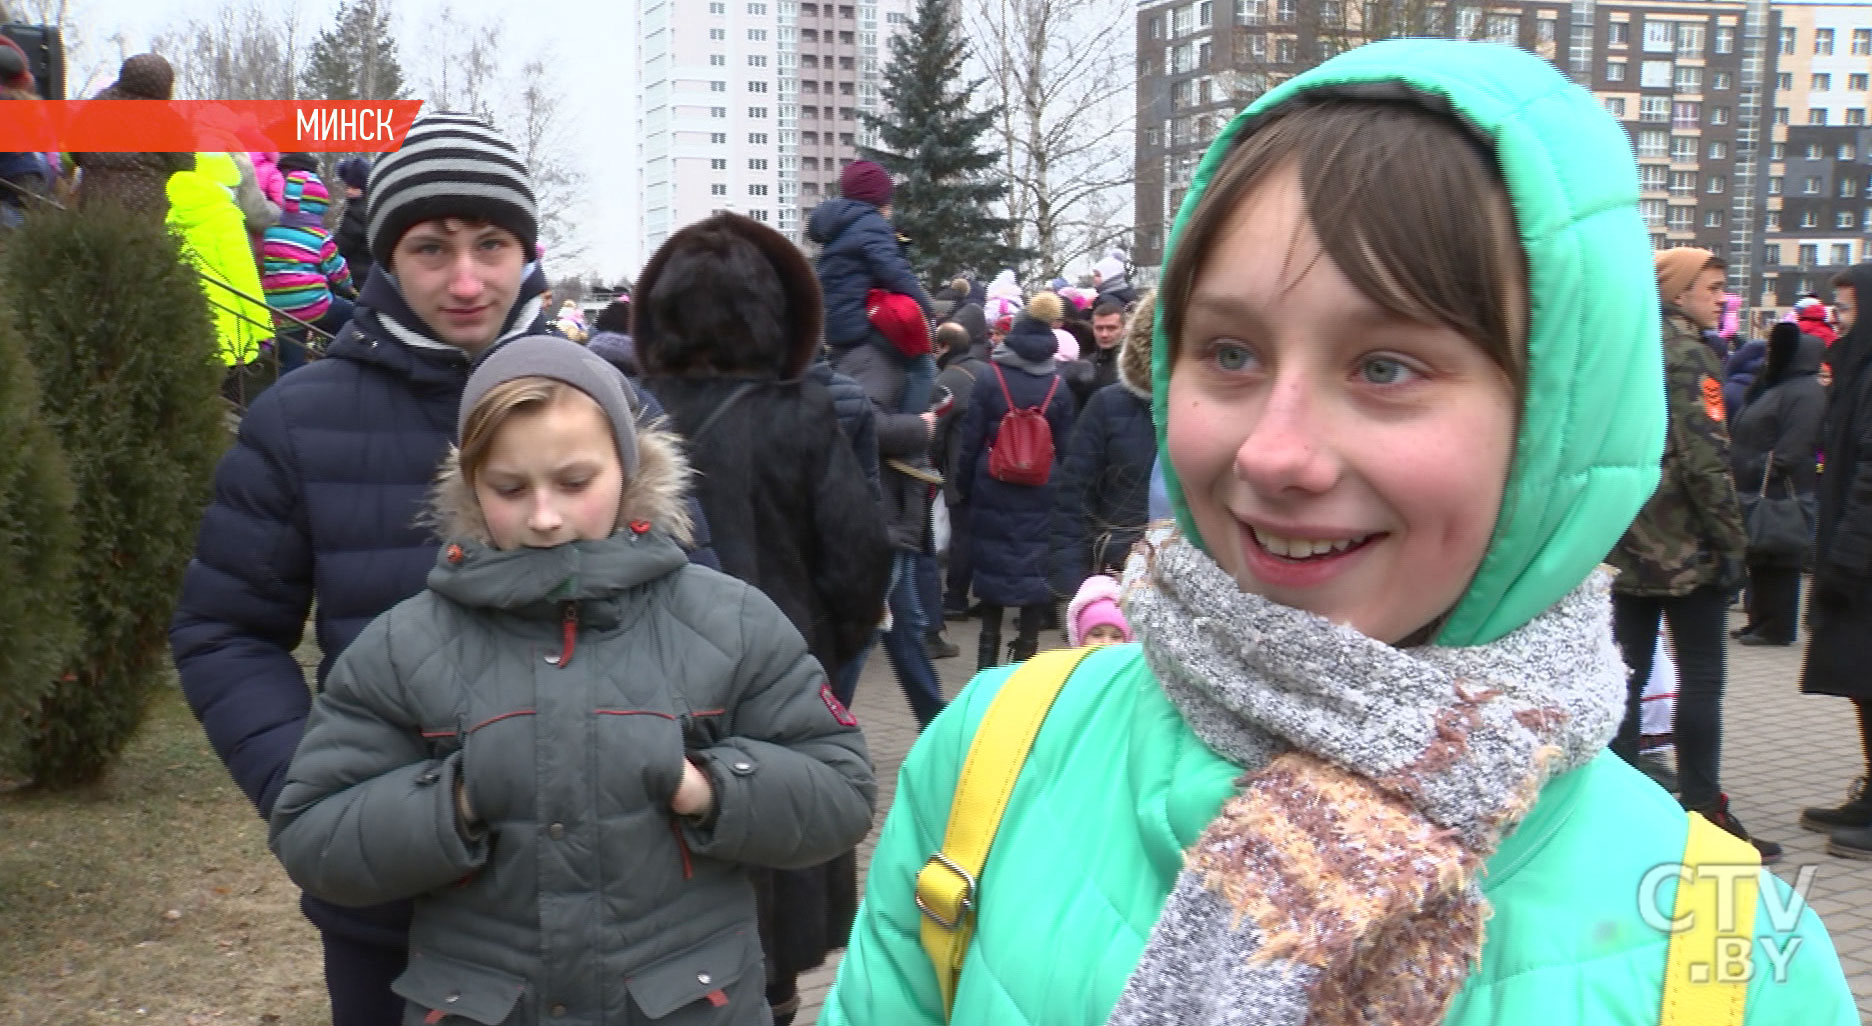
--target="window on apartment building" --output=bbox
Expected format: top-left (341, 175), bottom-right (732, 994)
top-left (1199, 39), bottom-right (1213, 67)
top-left (1847, 144), bottom-right (1862, 161)
top-left (839, 132), bottom-right (854, 145)
top-left (749, 158), bottom-right (768, 170)
top-left (1774, 107), bottom-right (1790, 125)
top-left (802, 182), bottom-right (819, 195)
top-left (1709, 105), bottom-right (1729, 125)
top-left (749, 81), bottom-right (768, 92)
top-left (1768, 176), bottom-right (1782, 194)
top-left (1802, 210), bottom-right (1820, 228)
top-left (1667, 134), bottom-right (1693, 161)
top-left (1642, 20), bottom-right (1672, 53)
top-left (1276, 0), bottom-right (1296, 23)
top-left (1711, 71), bottom-right (1730, 90)
top-left (1855, 74), bottom-right (1872, 91)
top-left (1248, 34), bottom-right (1268, 60)
top-left (1811, 109), bottom-right (1830, 126)
top-left (1669, 169), bottom-right (1695, 194)
top-left (800, 54), bottom-right (817, 68)
top-left (1486, 13), bottom-right (1518, 43)
top-left (1173, 3), bottom-right (1193, 34)
top-left (1800, 243), bottom-right (1819, 266)
top-left (1851, 27), bottom-right (1872, 55)
top-left (1608, 20), bottom-right (1629, 46)
top-left (710, 81), bottom-right (725, 91)
top-left (750, 55), bottom-right (769, 67)
top-left (1276, 37), bottom-right (1297, 62)
top-left (1675, 22), bottom-right (1704, 57)
top-left (839, 30), bottom-right (853, 43)
top-left (1150, 14), bottom-right (1165, 37)
top-left (1173, 79), bottom-right (1193, 108)
top-left (1538, 16), bottom-right (1557, 45)
top-left (1777, 72), bottom-right (1793, 91)
top-left (1606, 61), bottom-right (1626, 83)
top-left (1237, 0), bottom-right (1266, 25)
top-left (1844, 176), bottom-right (1860, 197)
top-left (1814, 73), bottom-right (1833, 92)
top-left (750, 209), bottom-right (768, 222)
top-left (1640, 96), bottom-right (1670, 122)
top-left (710, 54), bottom-right (725, 66)
top-left (839, 56), bottom-right (854, 69)
top-left (709, 1), bottom-right (725, 11)
top-left (887, 9), bottom-right (907, 22)
top-left (1200, 0), bottom-right (1214, 27)
top-left (1816, 28), bottom-right (1835, 55)
top-left (711, 184), bottom-right (727, 196)
top-left (750, 106), bottom-right (769, 117)
top-left (1764, 244), bottom-right (1781, 266)
top-left (1707, 175), bottom-right (1725, 194)
top-left (710, 158), bottom-right (727, 170)
top-left (1604, 96), bottom-right (1627, 118)
top-left (1674, 66), bottom-right (1702, 93)
top-left (749, 184), bottom-right (769, 196)
top-left (1667, 205), bottom-right (1695, 230)
top-left (1641, 60), bottom-right (1671, 88)
top-left (800, 104), bottom-right (817, 117)
top-left (1714, 25), bottom-right (1735, 54)
top-left (801, 81), bottom-right (818, 94)
top-left (1804, 176), bottom-right (1822, 194)
top-left (711, 132), bottom-right (726, 143)
top-left (1672, 101), bottom-right (1700, 129)
top-left (711, 106), bottom-right (726, 117)
top-left (1839, 223), bottom-right (1858, 242)
top-left (748, 28), bottom-right (767, 40)
top-left (1640, 198), bottom-right (1666, 225)
top-left (1319, 0), bottom-right (1341, 25)
top-left (1708, 140), bottom-right (1728, 160)
top-left (1850, 110), bottom-right (1869, 126)
top-left (801, 151), bottom-right (818, 165)
top-left (1145, 126), bottom-right (1160, 147)
top-left (1766, 211), bottom-right (1781, 231)
top-left (1779, 27), bottom-right (1795, 55)
top-left (800, 2), bottom-right (816, 13)
top-left (749, 132), bottom-right (767, 143)
top-left (839, 106), bottom-right (855, 119)
top-left (1705, 209), bottom-right (1724, 228)
top-left (1457, 6), bottom-right (1482, 38)
top-left (1640, 164), bottom-right (1668, 190)
top-left (748, 2), bottom-right (766, 12)
top-left (1772, 141), bottom-right (1786, 160)
top-left (1636, 129), bottom-right (1667, 158)
top-left (710, 28), bottom-right (726, 39)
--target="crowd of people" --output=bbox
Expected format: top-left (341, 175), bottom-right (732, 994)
top-left (0, 32), bottom-right (1844, 1026)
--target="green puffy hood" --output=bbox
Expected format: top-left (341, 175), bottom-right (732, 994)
top-left (1152, 39), bottom-right (1665, 646)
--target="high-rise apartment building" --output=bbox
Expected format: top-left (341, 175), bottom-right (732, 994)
top-left (1133, 0), bottom-right (1871, 317)
top-left (637, 0), bottom-right (911, 269)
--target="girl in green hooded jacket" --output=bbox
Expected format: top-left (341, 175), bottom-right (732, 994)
top-left (822, 39), bottom-right (1856, 1026)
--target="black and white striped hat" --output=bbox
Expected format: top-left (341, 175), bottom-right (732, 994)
top-left (367, 111), bottom-right (538, 267)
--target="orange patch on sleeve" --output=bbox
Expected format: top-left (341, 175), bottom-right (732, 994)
top-left (1701, 375), bottom-right (1725, 421)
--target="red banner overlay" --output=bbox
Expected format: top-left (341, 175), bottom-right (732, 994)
top-left (0, 100), bottom-right (426, 152)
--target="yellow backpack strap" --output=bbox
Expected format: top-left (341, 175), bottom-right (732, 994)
top-left (1660, 812), bottom-right (1761, 1026)
top-left (916, 647), bottom-right (1098, 1021)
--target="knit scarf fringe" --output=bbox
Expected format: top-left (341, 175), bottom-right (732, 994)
top-left (1104, 529), bottom-right (1627, 1026)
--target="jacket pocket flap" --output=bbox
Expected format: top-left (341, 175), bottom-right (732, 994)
top-left (392, 949), bottom-right (527, 1025)
top-left (627, 926), bottom-right (760, 1019)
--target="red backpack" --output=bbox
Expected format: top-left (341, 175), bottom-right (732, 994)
top-left (986, 364), bottom-right (1059, 487)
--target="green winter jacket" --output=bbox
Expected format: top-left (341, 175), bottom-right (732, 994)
top-left (271, 427), bottom-right (876, 1026)
top-left (1608, 308), bottom-right (1751, 596)
top-left (822, 39), bottom-right (1857, 1026)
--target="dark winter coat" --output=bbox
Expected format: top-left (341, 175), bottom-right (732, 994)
top-left (335, 198), bottom-right (373, 284)
top-left (1730, 334), bottom-right (1826, 568)
top-left (955, 316), bottom-right (1077, 606)
top-left (169, 265), bottom-right (714, 951)
top-left (635, 210), bottom-right (892, 983)
top-left (834, 342), bottom-right (937, 552)
top-left (1802, 263), bottom-right (1872, 699)
top-left (1048, 379), bottom-right (1154, 596)
top-left (270, 429), bottom-right (874, 1026)
top-left (804, 357), bottom-right (882, 501)
top-left (1723, 338), bottom-right (1767, 418)
top-left (805, 197), bottom-right (931, 349)
top-left (932, 349), bottom-right (987, 507)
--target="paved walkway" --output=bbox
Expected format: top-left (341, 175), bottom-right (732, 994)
top-left (796, 607), bottom-right (1872, 1024)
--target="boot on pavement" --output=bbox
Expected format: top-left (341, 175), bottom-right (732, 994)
top-left (1827, 821), bottom-right (1872, 860)
top-left (1801, 777), bottom-right (1872, 833)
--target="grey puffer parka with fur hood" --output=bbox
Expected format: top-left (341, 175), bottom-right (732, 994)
top-left (269, 423), bottom-right (876, 1026)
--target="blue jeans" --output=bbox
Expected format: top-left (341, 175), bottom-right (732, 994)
top-left (900, 352), bottom-right (936, 414)
top-left (881, 551), bottom-right (946, 727)
top-left (832, 639), bottom-right (871, 709)
top-left (914, 549), bottom-right (943, 635)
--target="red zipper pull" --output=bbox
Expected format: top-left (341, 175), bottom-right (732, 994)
top-left (545, 601), bottom-right (577, 667)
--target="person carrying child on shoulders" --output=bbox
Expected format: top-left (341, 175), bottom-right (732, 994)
top-left (269, 334), bottom-right (876, 1026)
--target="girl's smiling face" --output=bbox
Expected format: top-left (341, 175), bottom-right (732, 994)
top-left (472, 392), bottom-right (625, 550)
top-left (1166, 168), bottom-right (1519, 645)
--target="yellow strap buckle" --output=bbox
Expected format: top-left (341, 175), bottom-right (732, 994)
top-left (915, 852), bottom-right (978, 930)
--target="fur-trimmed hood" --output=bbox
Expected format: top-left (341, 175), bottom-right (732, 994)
top-left (634, 212), bottom-right (822, 380)
top-left (426, 420), bottom-right (696, 550)
top-left (1119, 290), bottom-right (1155, 401)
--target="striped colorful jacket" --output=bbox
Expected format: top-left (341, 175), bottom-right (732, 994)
top-left (262, 171), bottom-right (352, 326)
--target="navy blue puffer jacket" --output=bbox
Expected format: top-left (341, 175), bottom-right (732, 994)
top-left (170, 269), bottom-right (715, 948)
top-left (805, 197), bottom-right (930, 348)
top-left (955, 317), bottom-right (1078, 607)
top-left (1048, 380), bottom-right (1155, 596)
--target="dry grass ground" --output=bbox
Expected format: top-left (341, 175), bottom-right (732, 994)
top-left (0, 684), bottom-right (324, 1026)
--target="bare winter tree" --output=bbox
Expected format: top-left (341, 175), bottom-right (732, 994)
top-left (416, 6), bottom-right (501, 120)
top-left (967, 0), bottom-right (1135, 275)
top-left (147, 0), bottom-right (308, 102)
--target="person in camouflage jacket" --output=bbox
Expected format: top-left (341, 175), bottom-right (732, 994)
top-left (1606, 248), bottom-right (1776, 860)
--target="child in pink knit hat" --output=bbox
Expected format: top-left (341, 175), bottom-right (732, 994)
top-left (1068, 574), bottom-right (1132, 647)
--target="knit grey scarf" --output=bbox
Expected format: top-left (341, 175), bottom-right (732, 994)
top-left (1106, 531), bottom-right (1626, 1026)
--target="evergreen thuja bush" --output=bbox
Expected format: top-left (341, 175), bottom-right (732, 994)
top-left (0, 279), bottom-right (79, 775)
top-left (2, 205), bottom-right (227, 787)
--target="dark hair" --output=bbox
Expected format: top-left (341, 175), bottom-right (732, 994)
top-left (1161, 98), bottom-right (1529, 397)
top-left (1749, 322), bottom-right (1803, 403)
top-left (1834, 272), bottom-right (1857, 289)
top-left (1092, 301), bottom-right (1126, 320)
top-left (594, 299), bottom-right (631, 335)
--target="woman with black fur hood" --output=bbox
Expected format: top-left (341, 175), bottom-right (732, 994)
top-left (1730, 322), bottom-right (1826, 646)
top-left (636, 212), bottom-right (892, 1026)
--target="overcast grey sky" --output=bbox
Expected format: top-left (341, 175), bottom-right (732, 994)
top-left (60, 0), bottom-right (643, 283)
